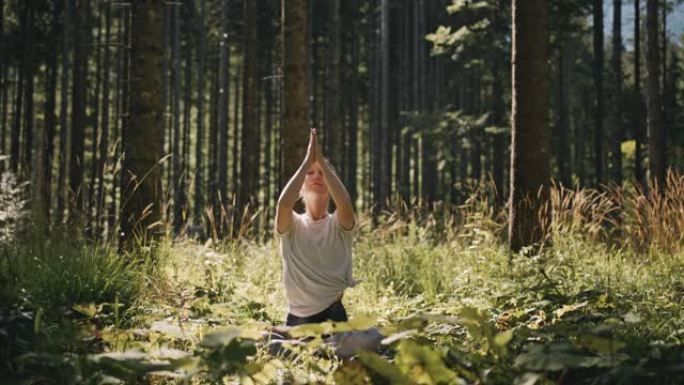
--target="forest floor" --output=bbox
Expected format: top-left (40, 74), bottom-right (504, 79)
top-left (3, 194), bottom-right (684, 384)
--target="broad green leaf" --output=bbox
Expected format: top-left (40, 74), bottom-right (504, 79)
top-left (73, 303), bottom-right (101, 318)
top-left (200, 327), bottom-right (260, 348)
top-left (576, 334), bottom-right (626, 355)
top-left (396, 340), bottom-right (459, 384)
top-left (357, 351), bottom-right (414, 385)
top-left (494, 329), bottom-right (513, 347)
top-left (514, 343), bottom-right (627, 371)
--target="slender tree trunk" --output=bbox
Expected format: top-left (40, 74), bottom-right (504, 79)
top-left (0, 0), bottom-right (4, 161)
top-left (121, 0), bottom-right (165, 248)
top-left (178, 7), bottom-right (191, 235)
top-left (89, 8), bottom-right (103, 231)
top-left (208, 45), bottom-right (219, 236)
top-left (217, 0), bottom-right (229, 235)
top-left (171, 3), bottom-right (182, 235)
top-left (69, 0), bottom-right (90, 225)
top-left (593, 0), bottom-right (604, 185)
top-left (96, 2), bottom-right (112, 237)
top-left (42, 1), bottom-right (61, 229)
top-left (281, 0), bottom-right (310, 189)
top-left (231, 52), bottom-right (240, 213)
top-left (491, 0), bottom-right (508, 201)
top-left (194, 0), bottom-right (206, 224)
top-left (22, 15), bottom-right (35, 177)
top-left (556, 36), bottom-right (571, 187)
top-left (10, 3), bottom-right (28, 174)
top-left (509, 0), bottom-right (550, 252)
top-left (239, 0), bottom-right (258, 230)
top-left (263, 53), bottom-right (274, 230)
top-left (610, 0), bottom-right (623, 184)
top-left (57, 0), bottom-right (72, 225)
top-left (110, 7), bottom-right (131, 235)
top-left (646, 0), bottom-right (665, 185)
top-left (325, 0), bottom-right (342, 171)
top-left (347, 0), bottom-right (359, 207)
top-left (378, 0), bottom-right (390, 209)
top-left (634, 0), bottom-right (645, 186)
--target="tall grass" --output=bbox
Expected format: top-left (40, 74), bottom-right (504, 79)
top-left (0, 232), bottom-right (151, 320)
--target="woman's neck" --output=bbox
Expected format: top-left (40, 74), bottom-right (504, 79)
top-left (306, 203), bottom-right (328, 220)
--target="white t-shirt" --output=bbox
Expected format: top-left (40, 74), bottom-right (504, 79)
top-left (277, 212), bottom-right (356, 317)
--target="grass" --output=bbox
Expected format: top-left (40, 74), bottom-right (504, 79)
top-left (2, 174), bottom-right (684, 384)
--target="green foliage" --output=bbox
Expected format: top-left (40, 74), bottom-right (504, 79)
top-left (0, 235), bottom-right (144, 316)
top-left (5, 184), bottom-right (684, 383)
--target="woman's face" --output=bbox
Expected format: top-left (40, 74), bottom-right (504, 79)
top-left (302, 162), bottom-right (329, 197)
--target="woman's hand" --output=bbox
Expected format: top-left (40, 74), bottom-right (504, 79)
top-left (305, 128), bottom-right (317, 165)
top-left (312, 128), bottom-right (324, 163)
top-left (276, 128), bottom-right (318, 235)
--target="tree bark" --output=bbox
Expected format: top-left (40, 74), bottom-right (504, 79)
top-left (194, 0), bottom-right (206, 224)
top-left (10, 2), bottom-right (28, 174)
top-left (281, 0), bottom-right (310, 188)
top-left (509, 0), bottom-right (550, 252)
top-left (634, 0), bottom-right (645, 186)
top-left (646, 0), bottom-right (665, 186)
top-left (171, 3), bottom-right (182, 234)
top-left (325, 0), bottom-right (342, 170)
top-left (70, 0), bottom-right (90, 225)
top-left (217, 0), bottom-right (229, 235)
top-left (121, 0), bottom-right (165, 248)
top-left (96, 2), bottom-right (112, 237)
top-left (56, 0), bottom-right (72, 225)
top-left (610, 0), bottom-right (623, 185)
top-left (239, 0), bottom-right (258, 229)
top-left (593, 0), bottom-right (604, 185)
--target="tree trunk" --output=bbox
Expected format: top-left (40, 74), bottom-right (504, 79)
top-left (347, 0), bottom-right (359, 207)
top-left (281, 0), bottom-right (310, 189)
top-left (121, 0), bottom-right (165, 248)
top-left (110, 8), bottom-right (131, 235)
top-left (194, 0), bottom-right (206, 224)
top-left (556, 36), bottom-right (571, 187)
top-left (593, 0), bottom-right (604, 185)
top-left (22, 5), bottom-right (35, 176)
top-left (171, 3), bottom-right (182, 235)
top-left (179, 6), bottom-right (191, 235)
top-left (70, 0), bottom-right (90, 225)
top-left (610, 0), bottom-right (623, 185)
top-left (239, 0), bottom-right (258, 230)
top-left (208, 45), bottom-right (219, 236)
top-left (0, 0), bottom-right (4, 161)
top-left (379, 0), bottom-right (390, 209)
top-left (509, 0), bottom-right (550, 252)
top-left (492, 0), bottom-right (508, 202)
top-left (634, 0), bottom-right (645, 186)
top-left (217, 0), bottom-right (229, 235)
top-left (41, 1), bottom-right (61, 230)
top-left (56, 0), bottom-right (72, 225)
top-left (325, 0), bottom-right (342, 171)
top-left (96, 2), bottom-right (112, 237)
top-left (646, 0), bottom-right (665, 186)
top-left (10, 2), bottom-right (28, 174)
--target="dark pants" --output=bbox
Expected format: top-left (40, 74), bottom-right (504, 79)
top-left (286, 300), bottom-right (348, 326)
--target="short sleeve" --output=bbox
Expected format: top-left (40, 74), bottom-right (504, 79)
top-left (274, 211), bottom-right (299, 239)
top-left (332, 212), bottom-right (357, 238)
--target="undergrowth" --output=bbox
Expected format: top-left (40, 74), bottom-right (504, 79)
top-left (2, 173), bottom-right (684, 384)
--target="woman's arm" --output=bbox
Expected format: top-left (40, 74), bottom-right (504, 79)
top-left (315, 132), bottom-right (355, 231)
top-left (275, 131), bottom-right (315, 234)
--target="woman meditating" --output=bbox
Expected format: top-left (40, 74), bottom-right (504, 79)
top-left (275, 128), bottom-right (356, 327)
